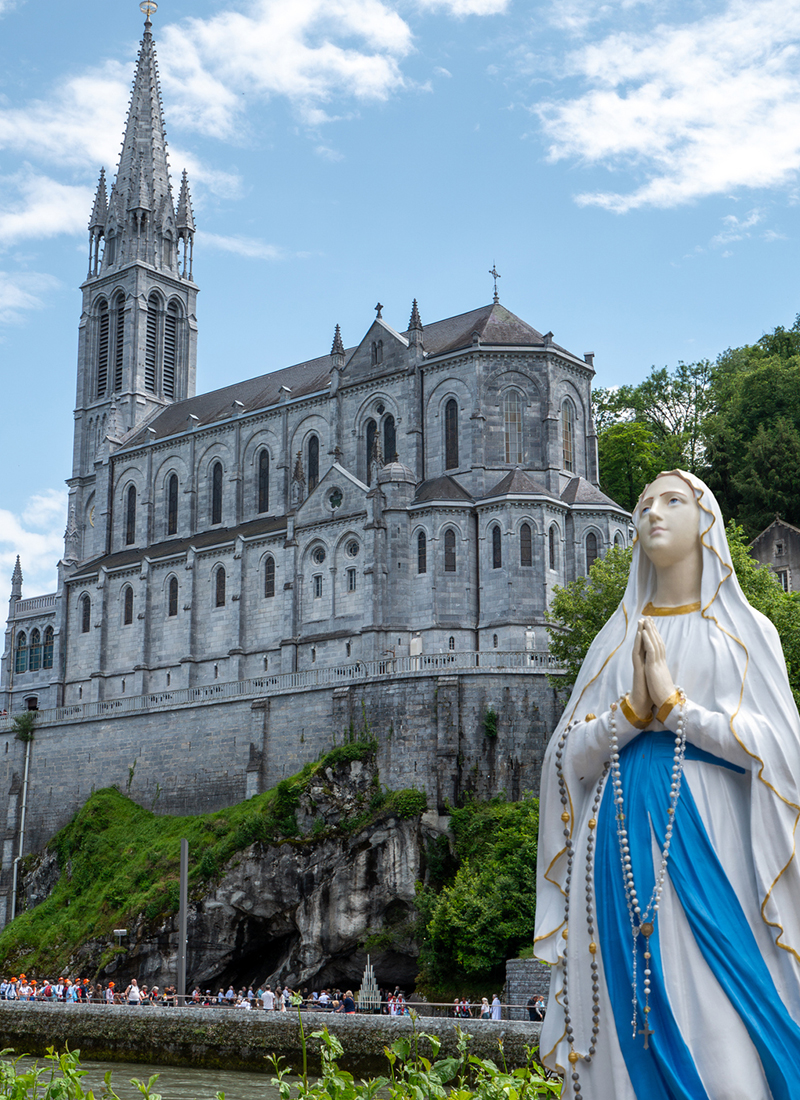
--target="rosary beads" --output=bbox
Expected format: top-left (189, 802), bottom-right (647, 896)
top-left (554, 689), bottom-right (687, 1094)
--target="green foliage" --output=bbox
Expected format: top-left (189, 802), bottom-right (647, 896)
top-left (386, 789), bottom-right (427, 819)
top-left (416, 796), bottom-right (539, 989)
top-left (11, 711), bottom-right (36, 743)
top-left (0, 738), bottom-right (392, 976)
top-left (0, 1046), bottom-right (177, 1100)
top-left (597, 421), bottom-right (664, 512)
top-left (482, 708), bottom-right (498, 739)
top-left (269, 1017), bottom-right (561, 1100)
top-left (546, 544), bottom-right (633, 691)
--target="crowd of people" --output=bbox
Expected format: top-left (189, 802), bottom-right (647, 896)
top-left (0, 975), bottom-right (545, 1020)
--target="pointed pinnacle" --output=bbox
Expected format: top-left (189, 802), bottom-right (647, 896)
top-left (408, 298), bottom-right (422, 332)
top-left (88, 168), bottom-right (108, 231)
top-left (331, 324), bottom-right (345, 356)
top-left (176, 169), bottom-right (195, 232)
top-left (12, 556), bottom-right (22, 582)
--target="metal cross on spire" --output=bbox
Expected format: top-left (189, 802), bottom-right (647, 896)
top-left (140, 0), bottom-right (158, 24)
top-left (489, 263), bottom-right (501, 304)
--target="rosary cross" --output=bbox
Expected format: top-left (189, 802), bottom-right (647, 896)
top-left (638, 1020), bottom-right (654, 1049)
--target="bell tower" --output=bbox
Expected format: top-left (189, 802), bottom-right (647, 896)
top-left (69, 2), bottom-right (198, 560)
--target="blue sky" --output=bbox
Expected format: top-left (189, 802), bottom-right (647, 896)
top-left (3, 0), bottom-right (800, 594)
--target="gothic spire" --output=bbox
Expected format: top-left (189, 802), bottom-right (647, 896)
top-left (100, 8), bottom-right (175, 270)
top-left (88, 168), bottom-right (108, 231)
top-left (176, 169), bottom-right (195, 232)
top-left (331, 323), bottom-right (345, 358)
top-left (10, 556), bottom-right (22, 600)
top-left (408, 298), bottom-right (422, 332)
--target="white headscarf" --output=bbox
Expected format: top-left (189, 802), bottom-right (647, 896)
top-left (535, 470), bottom-right (800, 966)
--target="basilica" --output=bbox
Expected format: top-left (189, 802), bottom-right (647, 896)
top-left (1, 11), bottom-right (629, 717)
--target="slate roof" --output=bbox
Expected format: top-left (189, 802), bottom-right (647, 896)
top-left (72, 515), bottom-right (287, 577)
top-left (124, 302), bottom-right (585, 447)
top-left (413, 475), bottom-right (474, 504)
top-left (750, 515), bottom-right (800, 545)
top-left (561, 476), bottom-right (625, 510)
top-left (480, 467), bottom-right (559, 501)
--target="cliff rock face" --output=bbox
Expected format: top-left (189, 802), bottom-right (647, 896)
top-left (83, 758), bottom-right (448, 992)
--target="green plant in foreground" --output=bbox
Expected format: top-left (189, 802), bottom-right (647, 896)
top-left (269, 1010), bottom-right (562, 1100)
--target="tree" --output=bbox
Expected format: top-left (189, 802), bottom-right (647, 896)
top-left (546, 524), bottom-right (800, 705)
top-left (598, 422), bottom-right (662, 512)
top-left (415, 797), bottom-right (539, 988)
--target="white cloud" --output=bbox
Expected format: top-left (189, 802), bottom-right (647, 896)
top-left (0, 168), bottom-right (93, 247)
top-left (710, 209), bottom-right (762, 247)
top-left (0, 488), bottom-right (67, 598)
top-left (0, 270), bottom-right (60, 324)
top-left (158, 0), bottom-right (415, 135)
top-left (547, 0), bottom-right (654, 34)
top-left (536, 0), bottom-right (800, 211)
top-left (763, 228), bottom-right (788, 241)
top-left (199, 231), bottom-right (285, 260)
top-left (417, 0), bottom-right (509, 14)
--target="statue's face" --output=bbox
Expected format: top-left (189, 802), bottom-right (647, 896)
top-left (637, 474), bottom-right (700, 568)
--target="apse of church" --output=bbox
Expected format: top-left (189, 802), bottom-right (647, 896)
top-left (1, 12), bottom-right (630, 715)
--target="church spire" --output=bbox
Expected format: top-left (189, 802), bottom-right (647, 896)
top-left (10, 556), bottom-right (22, 601)
top-left (98, 5), bottom-right (178, 274)
top-left (88, 168), bottom-right (108, 232)
top-left (176, 170), bottom-right (195, 232)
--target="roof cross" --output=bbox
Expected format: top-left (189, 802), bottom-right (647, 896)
top-left (374, 302), bottom-right (383, 319)
top-left (489, 263), bottom-right (501, 304)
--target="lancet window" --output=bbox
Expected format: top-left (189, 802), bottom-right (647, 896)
top-left (258, 451), bottom-right (269, 513)
top-left (366, 419), bottom-right (377, 485)
top-left (15, 632), bottom-right (28, 674)
top-left (549, 526), bottom-right (558, 571)
top-left (96, 299), bottom-right (109, 397)
top-left (308, 435), bottom-right (320, 491)
top-left (562, 402), bottom-right (575, 472)
top-left (29, 629), bottom-right (42, 672)
top-left (113, 293), bottom-right (125, 392)
top-left (123, 586), bottom-right (134, 625)
top-left (445, 399), bottom-right (459, 470)
top-left (168, 576), bottom-right (178, 617)
top-left (211, 462), bottom-right (223, 525)
top-left (417, 531), bottom-right (427, 574)
top-left (586, 531), bottom-right (599, 573)
top-left (520, 523), bottom-right (532, 567)
top-left (265, 556), bottom-right (275, 598)
top-left (43, 626), bottom-right (54, 670)
top-left (215, 566), bottom-right (226, 607)
top-left (167, 474), bottom-right (178, 536)
top-left (163, 302), bottom-right (178, 399)
top-left (383, 415), bottom-right (396, 462)
top-left (504, 391), bottom-right (523, 464)
top-left (444, 529), bottom-right (457, 572)
top-left (145, 293), bottom-right (159, 393)
top-left (125, 485), bottom-right (136, 545)
top-left (81, 595), bottom-right (91, 634)
top-left (492, 525), bottom-right (502, 569)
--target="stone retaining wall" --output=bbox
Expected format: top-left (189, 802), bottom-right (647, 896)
top-left (505, 958), bottom-right (552, 1021)
top-left (0, 1002), bottom-right (542, 1075)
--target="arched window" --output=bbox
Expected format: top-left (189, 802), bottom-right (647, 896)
top-left (145, 292), bottom-right (159, 393)
top-left (123, 585), bottom-right (134, 625)
top-left (43, 626), bottom-right (54, 670)
top-left (167, 474), bottom-right (178, 536)
top-left (96, 299), bottom-right (109, 397)
top-left (520, 523), bottom-right (532, 567)
top-left (492, 525), bottom-right (502, 569)
top-left (29, 629), bottom-right (42, 672)
top-left (265, 556), bottom-right (275, 598)
top-left (448, 636), bottom-right (455, 651)
top-left (365, 419), bottom-right (377, 485)
top-left (383, 415), bottom-right (396, 462)
top-left (549, 526), bottom-right (558, 571)
top-left (163, 301), bottom-right (179, 399)
top-left (444, 529), bottom-right (457, 572)
top-left (614, 532), bottom-right (624, 549)
top-left (586, 531), bottom-right (599, 573)
top-left (15, 632), bottom-right (28, 674)
top-left (211, 462), bottom-right (223, 525)
top-left (168, 576), bottom-right (178, 617)
top-left (113, 293), bottom-right (125, 392)
top-left (215, 566), bottom-right (226, 607)
top-left (371, 340), bottom-right (383, 365)
top-left (504, 391), bottom-right (523, 464)
top-left (445, 399), bottom-right (459, 470)
top-left (125, 485), bottom-right (136, 545)
top-left (417, 531), bottom-right (427, 574)
top-left (258, 450), bottom-right (269, 514)
top-left (493, 633), bottom-right (498, 649)
top-left (562, 402), bottom-right (575, 472)
top-left (307, 434), bottom-right (319, 491)
top-left (81, 594), bottom-right (91, 634)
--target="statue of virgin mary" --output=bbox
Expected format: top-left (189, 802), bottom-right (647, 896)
top-left (535, 471), bottom-right (800, 1099)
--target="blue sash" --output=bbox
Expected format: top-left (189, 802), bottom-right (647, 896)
top-left (595, 732), bottom-right (800, 1099)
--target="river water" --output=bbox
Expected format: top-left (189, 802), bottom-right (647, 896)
top-left (15, 1055), bottom-right (288, 1100)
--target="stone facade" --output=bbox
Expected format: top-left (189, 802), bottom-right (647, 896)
top-left (749, 516), bottom-right (800, 593)
top-left (0, 13), bottom-right (630, 928)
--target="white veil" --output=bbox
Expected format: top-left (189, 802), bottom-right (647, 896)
top-left (535, 471), bottom-right (800, 968)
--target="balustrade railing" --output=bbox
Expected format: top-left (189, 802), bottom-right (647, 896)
top-left (12, 594), bottom-right (57, 617)
top-left (0, 650), bottom-right (563, 732)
